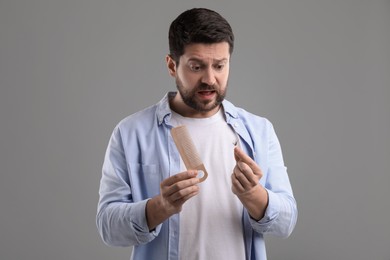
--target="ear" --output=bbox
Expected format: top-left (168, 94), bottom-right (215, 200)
top-left (166, 55), bottom-right (177, 77)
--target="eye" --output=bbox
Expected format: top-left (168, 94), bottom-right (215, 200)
top-left (214, 64), bottom-right (225, 71)
top-left (189, 63), bottom-right (202, 72)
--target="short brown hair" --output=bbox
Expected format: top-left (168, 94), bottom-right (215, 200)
top-left (168, 8), bottom-right (234, 63)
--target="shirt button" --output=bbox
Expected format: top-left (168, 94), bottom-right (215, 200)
top-left (233, 123), bottom-right (238, 128)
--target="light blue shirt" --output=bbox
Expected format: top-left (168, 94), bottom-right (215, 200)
top-left (97, 92), bottom-right (297, 260)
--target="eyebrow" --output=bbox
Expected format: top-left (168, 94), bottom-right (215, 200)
top-left (187, 57), bottom-right (229, 63)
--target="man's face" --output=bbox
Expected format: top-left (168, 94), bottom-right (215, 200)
top-left (167, 42), bottom-right (230, 117)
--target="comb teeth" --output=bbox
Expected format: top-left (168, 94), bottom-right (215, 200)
top-left (171, 125), bottom-right (202, 167)
top-left (171, 125), bottom-right (208, 182)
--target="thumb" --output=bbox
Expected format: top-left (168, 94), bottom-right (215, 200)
top-left (234, 146), bottom-right (263, 177)
top-left (234, 146), bottom-right (244, 162)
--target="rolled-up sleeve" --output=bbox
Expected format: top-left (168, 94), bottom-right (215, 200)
top-left (96, 126), bottom-right (161, 247)
top-left (249, 121), bottom-right (298, 238)
top-left (249, 188), bottom-right (297, 238)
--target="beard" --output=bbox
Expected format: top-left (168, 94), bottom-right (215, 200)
top-left (175, 78), bottom-right (227, 113)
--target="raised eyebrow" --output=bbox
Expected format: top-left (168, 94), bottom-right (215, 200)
top-left (214, 58), bottom-right (229, 63)
top-left (187, 58), bottom-right (205, 64)
top-left (187, 58), bottom-right (229, 64)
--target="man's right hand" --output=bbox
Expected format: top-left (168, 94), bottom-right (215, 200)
top-left (146, 170), bottom-right (200, 230)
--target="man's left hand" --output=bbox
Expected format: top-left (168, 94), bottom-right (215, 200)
top-left (231, 146), bottom-right (268, 220)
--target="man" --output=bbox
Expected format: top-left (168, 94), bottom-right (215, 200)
top-left (97, 8), bottom-right (297, 260)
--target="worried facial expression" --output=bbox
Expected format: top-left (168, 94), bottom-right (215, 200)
top-left (167, 42), bottom-right (230, 117)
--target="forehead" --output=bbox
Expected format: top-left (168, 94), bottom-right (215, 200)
top-left (181, 42), bottom-right (230, 62)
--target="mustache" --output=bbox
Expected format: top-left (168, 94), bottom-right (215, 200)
top-left (196, 83), bottom-right (216, 91)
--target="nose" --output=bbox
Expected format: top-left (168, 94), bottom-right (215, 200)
top-left (201, 67), bottom-right (216, 86)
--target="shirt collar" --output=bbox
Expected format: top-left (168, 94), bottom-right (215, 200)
top-left (156, 92), bottom-right (174, 125)
top-left (156, 91), bottom-right (239, 125)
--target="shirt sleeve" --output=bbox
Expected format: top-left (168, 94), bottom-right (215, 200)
top-left (96, 126), bottom-right (162, 247)
top-left (249, 121), bottom-right (298, 238)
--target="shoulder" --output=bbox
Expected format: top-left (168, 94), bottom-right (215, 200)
top-left (237, 107), bottom-right (270, 125)
top-left (223, 99), bottom-right (273, 130)
top-left (106, 104), bottom-right (159, 148)
top-left (116, 92), bottom-right (172, 131)
top-left (116, 105), bottom-right (157, 132)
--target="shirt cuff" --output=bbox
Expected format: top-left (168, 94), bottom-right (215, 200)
top-left (128, 199), bottom-right (162, 244)
top-left (250, 189), bottom-right (280, 230)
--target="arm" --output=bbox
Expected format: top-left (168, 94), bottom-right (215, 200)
top-left (96, 127), bottom-right (156, 247)
top-left (96, 127), bottom-right (200, 246)
top-left (231, 124), bottom-right (297, 238)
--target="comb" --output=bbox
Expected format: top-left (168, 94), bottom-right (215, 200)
top-left (171, 125), bottom-right (208, 182)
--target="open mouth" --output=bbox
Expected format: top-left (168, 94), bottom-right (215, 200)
top-left (197, 90), bottom-right (216, 97)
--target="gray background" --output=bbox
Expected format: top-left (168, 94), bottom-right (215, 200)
top-left (1, 0), bottom-right (389, 259)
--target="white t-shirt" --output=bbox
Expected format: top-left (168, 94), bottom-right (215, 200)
top-left (171, 109), bottom-right (246, 260)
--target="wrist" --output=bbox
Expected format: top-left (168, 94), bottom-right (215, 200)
top-left (236, 185), bottom-right (268, 221)
top-left (146, 195), bottom-right (170, 231)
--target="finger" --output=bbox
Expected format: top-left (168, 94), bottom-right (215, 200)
top-left (235, 162), bottom-right (259, 186)
top-left (233, 163), bottom-right (258, 190)
top-left (168, 189), bottom-right (199, 213)
top-left (163, 174), bottom-right (200, 197)
top-left (234, 146), bottom-right (263, 177)
top-left (233, 164), bottom-right (251, 188)
top-left (173, 187), bottom-right (199, 204)
top-left (161, 170), bottom-right (198, 187)
top-left (170, 184), bottom-right (199, 202)
top-left (231, 172), bottom-right (245, 194)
